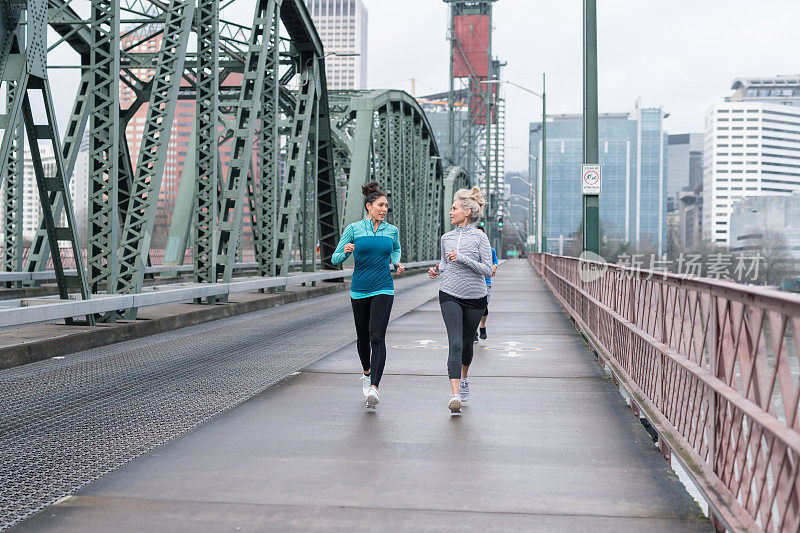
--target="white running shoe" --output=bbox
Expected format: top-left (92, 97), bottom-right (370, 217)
top-left (361, 374), bottom-right (370, 397)
top-left (459, 378), bottom-right (470, 402)
top-left (448, 395), bottom-right (462, 413)
top-left (366, 386), bottom-right (380, 408)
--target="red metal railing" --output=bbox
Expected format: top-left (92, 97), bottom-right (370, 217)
top-left (531, 253), bottom-right (800, 532)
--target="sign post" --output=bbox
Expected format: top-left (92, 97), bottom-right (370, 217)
top-left (581, 164), bottom-right (602, 195)
top-left (583, 0), bottom-right (600, 255)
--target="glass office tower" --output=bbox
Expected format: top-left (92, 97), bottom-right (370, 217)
top-left (529, 105), bottom-right (668, 255)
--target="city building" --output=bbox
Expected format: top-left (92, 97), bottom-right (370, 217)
top-left (120, 29), bottom-right (190, 245)
top-left (529, 103), bottom-right (668, 255)
top-left (305, 0), bottom-right (368, 90)
top-left (15, 137), bottom-right (89, 246)
top-left (667, 133), bottom-right (703, 211)
top-left (729, 193), bottom-right (800, 259)
top-left (676, 188), bottom-right (703, 250)
top-left (703, 76), bottom-right (800, 246)
top-left (20, 145), bottom-right (55, 242)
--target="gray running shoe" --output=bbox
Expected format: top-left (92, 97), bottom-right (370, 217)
top-left (366, 386), bottom-right (380, 408)
top-left (361, 374), bottom-right (370, 397)
top-left (459, 378), bottom-right (470, 402)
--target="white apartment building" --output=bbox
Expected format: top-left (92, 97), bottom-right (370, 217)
top-left (703, 76), bottom-right (800, 246)
top-left (305, 0), bottom-right (368, 90)
top-left (21, 145), bottom-right (56, 241)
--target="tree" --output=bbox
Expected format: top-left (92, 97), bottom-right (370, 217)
top-left (753, 229), bottom-right (797, 286)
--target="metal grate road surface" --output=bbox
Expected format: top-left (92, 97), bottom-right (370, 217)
top-left (0, 275), bottom-right (435, 530)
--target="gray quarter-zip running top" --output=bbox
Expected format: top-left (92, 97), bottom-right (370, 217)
top-left (437, 224), bottom-right (493, 299)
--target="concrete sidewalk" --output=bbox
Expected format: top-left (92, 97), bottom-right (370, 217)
top-left (15, 260), bottom-right (710, 532)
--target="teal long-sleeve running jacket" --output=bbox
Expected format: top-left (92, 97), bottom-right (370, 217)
top-left (332, 219), bottom-right (401, 299)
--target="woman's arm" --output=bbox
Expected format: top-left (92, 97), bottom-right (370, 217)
top-left (331, 224), bottom-right (355, 265)
top-left (437, 235), bottom-right (448, 273)
top-left (455, 233), bottom-right (493, 277)
top-left (390, 226), bottom-right (402, 266)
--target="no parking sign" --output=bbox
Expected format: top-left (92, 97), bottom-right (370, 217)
top-left (581, 164), bottom-right (602, 195)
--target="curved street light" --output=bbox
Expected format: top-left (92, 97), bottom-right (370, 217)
top-left (483, 77), bottom-right (547, 253)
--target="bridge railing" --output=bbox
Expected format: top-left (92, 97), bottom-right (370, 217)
top-left (0, 261), bottom-right (437, 329)
top-left (531, 253), bottom-right (800, 532)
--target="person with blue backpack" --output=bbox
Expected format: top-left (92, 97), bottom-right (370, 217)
top-left (332, 182), bottom-right (404, 409)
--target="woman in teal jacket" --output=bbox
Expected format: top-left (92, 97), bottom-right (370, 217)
top-left (332, 182), bottom-right (404, 408)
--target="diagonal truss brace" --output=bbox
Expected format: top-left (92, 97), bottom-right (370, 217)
top-left (214, 0), bottom-right (280, 286)
top-left (274, 61), bottom-right (317, 276)
top-left (114, 0), bottom-right (194, 307)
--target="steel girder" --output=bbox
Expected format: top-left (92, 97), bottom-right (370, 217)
top-left (193, 0), bottom-right (219, 287)
top-left (0, 0), bottom-right (455, 326)
top-left (336, 90), bottom-right (446, 263)
top-left (2, 82), bottom-right (23, 282)
top-left (1, 8), bottom-right (24, 281)
top-left (0, 0), bottom-right (93, 323)
top-left (114, 0), bottom-right (194, 306)
top-left (214, 0), bottom-right (279, 288)
top-left (254, 1), bottom-right (281, 277)
top-left (274, 62), bottom-right (316, 276)
top-left (87, 0), bottom-right (120, 294)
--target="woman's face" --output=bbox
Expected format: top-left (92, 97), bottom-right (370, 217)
top-left (449, 200), bottom-right (470, 226)
top-left (366, 196), bottom-right (388, 221)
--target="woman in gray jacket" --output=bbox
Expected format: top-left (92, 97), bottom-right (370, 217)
top-left (428, 187), bottom-right (493, 413)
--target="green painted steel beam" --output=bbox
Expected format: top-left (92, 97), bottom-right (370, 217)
top-left (115, 0), bottom-right (194, 305)
top-left (215, 0), bottom-right (279, 287)
top-left (192, 0), bottom-right (220, 287)
top-left (87, 0), bottom-right (120, 295)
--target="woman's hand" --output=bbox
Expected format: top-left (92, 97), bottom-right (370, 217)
top-left (395, 263), bottom-right (405, 275)
top-left (428, 265), bottom-right (439, 279)
top-left (492, 265), bottom-right (497, 277)
top-left (343, 243), bottom-right (355, 254)
top-left (446, 248), bottom-right (458, 262)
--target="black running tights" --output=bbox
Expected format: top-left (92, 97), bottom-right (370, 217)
top-left (440, 300), bottom-right (485, 379)
top-left (351, 294), bottom-right (394, 387)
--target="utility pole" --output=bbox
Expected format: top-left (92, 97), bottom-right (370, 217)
top-left (446, 7), bottom-right (456, 165)
top-left (583, 0), bottom-right (600, 254)
top-left (540, 73), bottom-right (547, 254)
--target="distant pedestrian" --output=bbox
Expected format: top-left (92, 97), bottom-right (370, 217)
top-left (332, 182), bottom-right (404, 409)
top-left (428, 186), bottom-right (493, 413)
top-left (475, 225), bottom-right (498, 341)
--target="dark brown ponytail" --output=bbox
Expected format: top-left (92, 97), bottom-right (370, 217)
top-left (362, 181), bottom-right (386, 207)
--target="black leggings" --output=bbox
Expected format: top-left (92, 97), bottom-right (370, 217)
top-left (440, 300), bottom-right (485, 379)
top-left (351, 294), bottom-right (394, 387)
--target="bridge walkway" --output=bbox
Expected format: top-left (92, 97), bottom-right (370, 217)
top-left (10, 260), bottom-right (709, 531)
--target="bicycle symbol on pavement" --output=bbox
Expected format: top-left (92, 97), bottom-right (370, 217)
top-left (481, 340), bottom-right (541, 357)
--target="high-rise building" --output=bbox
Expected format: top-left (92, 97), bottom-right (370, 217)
top-left (120, 29), bottom-right (190, 245)
top-left (20, 145), bottom-right (56, 242)
top-left (529, 104), bottom-right (668, 255)
top-left (667, 133), bottom-right (703, 210)
top-left (305, 0), bottom-right (368, 90)
top-left (703, 76), bottom-right (800, 246)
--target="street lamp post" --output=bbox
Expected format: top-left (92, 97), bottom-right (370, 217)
top-left (506, 150), bottom-right (537, 253)
top-left (483, 77), bottom-right (546, 253)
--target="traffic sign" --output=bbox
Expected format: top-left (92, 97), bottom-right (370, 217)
top-left (581, 164), bottom-right (602, 195)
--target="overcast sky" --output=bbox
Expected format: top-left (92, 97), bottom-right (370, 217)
top-left (44, 0), bottom-right (800, 173)
top-left (363, 0), bottom-right (800, 172)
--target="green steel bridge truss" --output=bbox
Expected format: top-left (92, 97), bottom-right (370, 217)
top-left (0, 0), bottom-right (465, 321)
